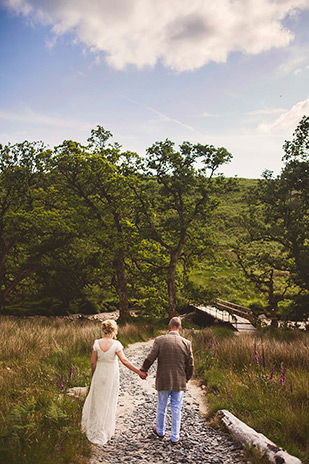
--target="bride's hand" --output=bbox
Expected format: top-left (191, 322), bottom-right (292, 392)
top-left (138, 370), bottom-right (148, 380)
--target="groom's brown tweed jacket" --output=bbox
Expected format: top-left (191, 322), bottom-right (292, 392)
top-left (141, 332), bottom-right (194, 391)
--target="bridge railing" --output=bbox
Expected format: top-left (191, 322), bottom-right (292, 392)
top-left (215, 298), bottom-right (257, 326)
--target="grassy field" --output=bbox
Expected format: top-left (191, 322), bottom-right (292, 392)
top-left (186, 326), bottom-right (309, 463)
top-left (0, 316), bottom-right (161, 464)
top-left (1, 316), bottom-right (308, 463)
top-left (189, 260), bottom-right (263, 308)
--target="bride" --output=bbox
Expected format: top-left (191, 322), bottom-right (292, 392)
top-left (81, 319), bottom-right (146, 445)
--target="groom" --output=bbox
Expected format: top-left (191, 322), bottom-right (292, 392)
top-left (140, 317), bottom-right (194, 444)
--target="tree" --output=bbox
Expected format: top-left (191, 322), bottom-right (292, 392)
top-left (54, 127), bottom-right (141, 321)
top-left (283, 115), bottom-right (309, 162)
top-left (132, 139), bottom-right (233, 317)
top-left (35, 237), bottom-right (103, 311)
top-left (235, 116), bottom-right (309, 323)
top-left (253, 117), bottom-right (309, 292)
top-left (0, 141), bottom-right (74, 308)
top-left (233, 240), bottom-right (298, 326)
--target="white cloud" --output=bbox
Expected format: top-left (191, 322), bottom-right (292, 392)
top-left (293, 63), bottom-right (309, 74)
top-left (248, 108), bottom-right (287, 116)
top-left (278, 52), bottom-right (308, 74)
top-left (258, 97), bottom-right (309, 133)
top-left (3, 0), bottom-right (309, 72)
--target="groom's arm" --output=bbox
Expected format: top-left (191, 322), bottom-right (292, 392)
top-left (140, 338), bottom-right (159, 372)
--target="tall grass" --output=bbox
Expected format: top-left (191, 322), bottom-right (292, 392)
top-left (188, 327), bottom-right (309, 462)
top-left (2, 316), bottom-right (307, 463)
top-left (0, 317), bottom-right (99, 464)
top-left (0, 316), bottom-right (158, 464)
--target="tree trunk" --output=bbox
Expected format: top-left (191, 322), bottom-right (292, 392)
top-left (268, 272), bottom-right (278, 327)
top-left (113, 248), bottom-right (130, 322)
top-left (270, 305), bottom-right (278, 327)
top-left (167, 256), bottom-right (177, 318)
top-left (0, 266), bottom-right (36, 309)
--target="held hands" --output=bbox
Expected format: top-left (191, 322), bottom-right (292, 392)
top-left (138, 370), bottom-right (148, 380)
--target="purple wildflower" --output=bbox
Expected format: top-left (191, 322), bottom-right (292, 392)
top-left (225, 384), bottom-right (232, 400)
top-left (59, 374), bottom-right (64, 389)
top-left (280, 367), bottom-right (286, 386)
top-left (254, 341), bottom-right (259, 365)
top-left (262, 346), bottom-right (266, 370)
top-left (290, 383), bottom-right (293, 393)
top-left (196, 356), bottom-right (200, 364)
top-left (69, 365), bottom-right (73, 380)
top-left (214, 348), bottom-right (217, 357)
top-left (209, 338), bottom-right (214, 349)
top-left (269, 367), bottom-right (274, 380)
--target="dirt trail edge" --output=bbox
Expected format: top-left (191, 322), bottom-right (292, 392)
top-left (89, 339), bottom-right (246, 464)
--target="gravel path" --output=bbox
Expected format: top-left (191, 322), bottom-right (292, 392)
top-left (89, 339), bottom-right (247, 464)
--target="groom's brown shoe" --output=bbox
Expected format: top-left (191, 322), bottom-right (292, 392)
top-left (171, 438), bottom-right (181, 445)
top-left (153, 425), bottom-right (164, 439)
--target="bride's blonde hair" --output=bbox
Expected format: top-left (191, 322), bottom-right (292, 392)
top-left (101, 319), bottom-right (118, 336)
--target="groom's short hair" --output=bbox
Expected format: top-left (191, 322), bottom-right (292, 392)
top-left (169, 317), bottom-right (181, 329)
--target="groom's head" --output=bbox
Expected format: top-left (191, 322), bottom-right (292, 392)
top-left (168, 317), bottom-right (182, 332)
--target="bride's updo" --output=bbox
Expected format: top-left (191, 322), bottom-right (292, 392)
top-left (101, 319), bottom-right (118, 337)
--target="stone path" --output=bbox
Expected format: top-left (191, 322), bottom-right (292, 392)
top-left (88, 340), bottom-right (247, 464)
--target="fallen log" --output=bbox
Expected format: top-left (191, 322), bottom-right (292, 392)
top-left (217, 410), bottom-right (302, 464)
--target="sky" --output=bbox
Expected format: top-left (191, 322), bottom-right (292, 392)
top-left (0, 0), bottom-right (309, 178)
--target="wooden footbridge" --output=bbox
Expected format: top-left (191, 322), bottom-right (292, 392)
top-left (195, 298), bottom-right (257, 332)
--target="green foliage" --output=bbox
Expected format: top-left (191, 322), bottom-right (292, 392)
top-left (0, 315), bottom-right (167, 463)
top-left (283, 115), bottom-right (309, 161)
top-left (54, 129), bottom-right (144, 320)
top-left (190, 115), bottom-right (309, 324)
top-left (189, 328), bottom-right (309, 462)
top-left (0, 141), bottom-right (75, 309)
top-left (0, 390), bottom-right (90, 464)
top-left (0, 318), bottom-right (96, 463)
top-left (233, 116), bottom-right (309, 322)
top-left (1, 119), bottom-right (308, 322)
top-left (243, 444), bottom-right (271, 464)
top-left (189, 259), bottom-right (262, 308)
top-left (135, 139), bottom-right (234, 316)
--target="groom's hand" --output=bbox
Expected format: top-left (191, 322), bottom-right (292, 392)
top-left (139, 371), bottom-right (148, 380)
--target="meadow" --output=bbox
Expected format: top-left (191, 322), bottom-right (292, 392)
top-left (0, 316), bottom-right (308, 464)
top-left (0, 316), bottom-right (159, 464)
top-left (187, 326), bottom-right (309, 463)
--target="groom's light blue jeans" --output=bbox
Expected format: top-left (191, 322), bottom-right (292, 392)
top-left (156, 390), bottom-right (184, 442)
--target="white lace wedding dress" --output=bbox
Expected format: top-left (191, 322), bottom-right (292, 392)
top-left (81, 339), bottom-right (123, 445)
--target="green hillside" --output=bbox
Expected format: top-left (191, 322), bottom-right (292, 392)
top-left (189, 178), bottom-right (264, 309)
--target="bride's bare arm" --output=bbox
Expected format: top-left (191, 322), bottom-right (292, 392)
top-left (116, 350), bottom-right (147, 379)
top-left (91, 349), bottom-right (98, 375)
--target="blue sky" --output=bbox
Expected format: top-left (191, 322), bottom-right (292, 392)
top-left (0, 0), bottom-right (308, 178)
